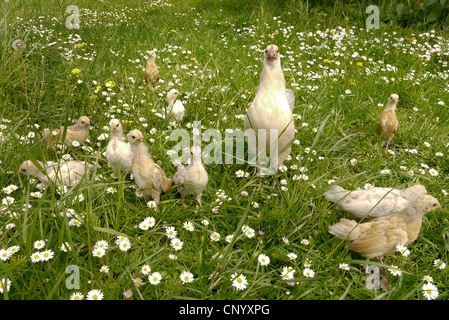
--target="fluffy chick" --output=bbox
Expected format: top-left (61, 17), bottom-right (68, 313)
top-left (127, 129), bottom-right (172, 203)
top-left (144, 50), bottom-right (160, 88)
top-left (329, 195), bottom-right (443, 261)
top-left (173, 145), bottom-right (208, 209)
top-left (377, 94), bottom-right (399, 149)
top-left (166, 89), bottom-right (185, 122)
top-left (325, 184), bottom-right (428, 219)
top-left (19, 159), bottom-right (94, 187)
top-left (106, 119), bottom-right (133, 174)
top-left (43, 116), bottom-right (91, 149)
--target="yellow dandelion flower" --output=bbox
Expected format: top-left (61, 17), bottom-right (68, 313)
top-left (190, 57), bottom-right (196, 61)
top-left (71, 68), bottom-right (81, 74)
top-left (323, 59), bottom-right (331, 63)
top-left (217, 21), bottom-right (222, 25)
top-left (356, 62), bottom-right (363, 67)
top-left (171, 29), bottom-right (176, 33)
top-left (105, 80), bottom-right (116, 88)
top-left (77, 43), bottom-right (84, 48)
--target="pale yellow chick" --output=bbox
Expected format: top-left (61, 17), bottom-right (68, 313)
top-left (127, 129), bottom-right (172, 203)
top-left (377, 94), bottom-right (399, 149)
top-left (173, 145), bottom-right (208, 209)
top-left (329, 195), bottom-right (443, 261)
top-left (144, 50), bottom-right (160, 88)
top-left (19, 159), bottom-right (94, 187)
top-left (43, 116), bottom-right (91, 149)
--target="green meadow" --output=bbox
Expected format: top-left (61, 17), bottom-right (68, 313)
top-left (0, 0), bottom-right (448, 300)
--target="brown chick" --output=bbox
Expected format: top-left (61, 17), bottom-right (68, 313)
top-left (376, 94), bottom-right (399, 149)
top-left (329, 195), bottom-right (443, 261)
top-left (144, 50), bottom-right (160, 88)
top-left (43, 116), bottom-right (91, 149)
top-left (127, 129), bottom-right (172, 203)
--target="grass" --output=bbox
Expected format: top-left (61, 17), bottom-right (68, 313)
top-left (0, 0), bottom-right (448, 300)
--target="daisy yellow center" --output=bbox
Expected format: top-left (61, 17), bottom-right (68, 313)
top-left (237, 278), bottom-right (242, 283)
top-left (427, 289), bottom-right (433, 294)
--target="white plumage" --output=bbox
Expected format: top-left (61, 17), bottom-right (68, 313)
top-left (166, 89), bottom-right (185, 122)
top-left (106, 119), bottom-right (133, 174)
top-left (324, 184), bottom-right (428, 219)
top-left (286, 88), bottom-right (295, 111)
top-left (172, 145), bottom-right (209, 209)
top-left (19, 159), bottom-right (95, 187)
top-left (243, 44), bottom-right (295, 172)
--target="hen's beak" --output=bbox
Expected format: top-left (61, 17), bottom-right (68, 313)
top-left (266, 44), bottom-right (277, 61)
top-left (266, 50), bottom-right (276, 61)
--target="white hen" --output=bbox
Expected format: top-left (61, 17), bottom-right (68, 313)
top-left (106, 119), bottom-right (133, 174)
top-left (244, 44), bottom-right (295, 173)
top-left (325, 184), bottom-right (428, 219)
top-left (173, 145), bottom-right (208, 209)
top-left (166, 89), bottom-right (185, 122)
top-left (19, 159), bottom-right (94, 187)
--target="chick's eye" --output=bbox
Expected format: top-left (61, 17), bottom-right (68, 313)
top-left (433, 204), bottom-right (437, 206)
top-left (132, 136), bottom-right (135, 139)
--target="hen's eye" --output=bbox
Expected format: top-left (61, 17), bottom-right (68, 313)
top-left (433, 204), bottom-right (437, 206)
